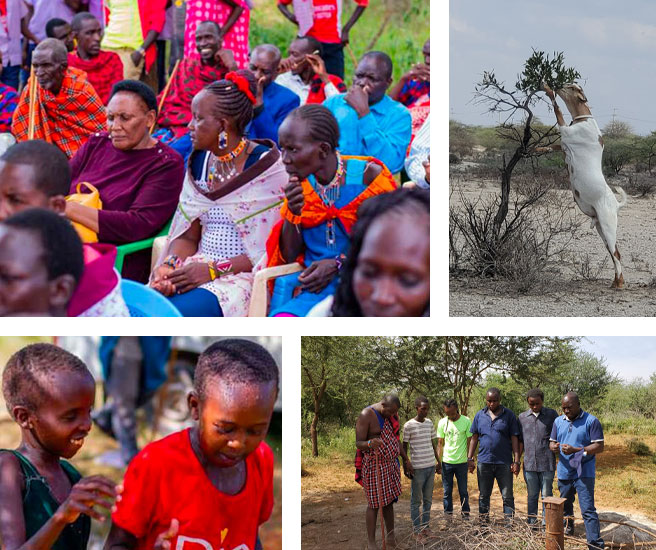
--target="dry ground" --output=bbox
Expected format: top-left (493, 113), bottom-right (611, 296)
top-left (301, 434), bottom-right (656, 549)
top-left (449, 174), bottom-right (656, 316)
top-left (0, 414), bottom-right (282, 550)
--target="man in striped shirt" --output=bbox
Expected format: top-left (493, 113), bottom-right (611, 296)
top-left (402, 396), bottom-right (439, 540)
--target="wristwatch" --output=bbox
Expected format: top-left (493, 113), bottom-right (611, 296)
top-left (467, 457), bottom-right (474, 462)
top-left (583, 450), bottom-right (588, 457)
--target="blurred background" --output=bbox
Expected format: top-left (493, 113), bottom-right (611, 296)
top-left (0, 336), bottom-right (282, 550)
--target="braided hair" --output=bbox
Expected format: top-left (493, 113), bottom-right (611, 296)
top-left (285, 104), bottom-right (340, 149)
top-left (331, 187), bottom-right (430, 317)
top-left (204, 70), bottom-right (257, 136)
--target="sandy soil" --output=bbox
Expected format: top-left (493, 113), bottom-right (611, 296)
top-left (301, 484), bottom-right (656, 549)
top-left (301, 434), bottom-right (656, 549)
top-left (449, 174), bottom-right (656, 316)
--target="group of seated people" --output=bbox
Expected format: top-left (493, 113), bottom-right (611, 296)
top-left (0, 13), bottom-right (430, 318)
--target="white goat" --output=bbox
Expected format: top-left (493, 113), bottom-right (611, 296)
top-left (541, 83), bottom-right (627, 288)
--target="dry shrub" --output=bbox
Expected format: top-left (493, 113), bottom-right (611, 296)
top-left (625, 173), bottom-right (656, 198)
top-left (397, 514), bottom-right (571, 550)
top-left (450, 176), bottom-right (583, 292)
top-left (570, 252), bottom-right (609, 281)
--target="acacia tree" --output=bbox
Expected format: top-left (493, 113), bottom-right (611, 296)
top-left (473, 50), bottom-right (580, 238)
top-left (301, 336), bottom-right (371, 456)
top-left (360, 336), bottom-right (578, 416)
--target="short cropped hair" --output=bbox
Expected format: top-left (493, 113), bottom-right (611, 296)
top-left (382, 393), bottom-right (401, 408)
top-left (3, 209), bottom-right (84, 284)
top-left (35, 38), bottom-right (68, 64)
top-left (71, 12), bottom-right (98, 32)
top-left (362, 51), bottom-right (393, 79)
top-left (526, 388), bottom-right (544, 401)
top-left (2, 343), bottom-right (91, 415)
top-left (414, 395), bottom-right (429, 408)
top-left (197, 20), bottom-right (221, 35)
top-left (486, 387), bottom-right (501, 399)
top-left (194, 339), bottom-right (279, 401)
top-left (1, 140), bottom-right (71, 197)
top-left (443, 398), bottom-right (458, 410)
top-left (110, 80), bottom-right (158, 113)
top-left (295, 35), bottom-right (324, 58)
top-left (45, 18), bottom-right (69, 38)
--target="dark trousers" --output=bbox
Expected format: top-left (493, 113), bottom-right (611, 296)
top-left (321, 41), bottom-right (345, 79)
top-left (442, 462), bottom-right (470, 515)
top-left (477, 462), bottom-right (515, 520)
top-left (94, 337), bottom-right (143, 463)
top-left (559, 477), bottom-right (603, 550)
top-left (1, 65), bottom-right (20, 90)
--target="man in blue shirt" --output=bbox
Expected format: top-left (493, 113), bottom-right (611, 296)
top-left (550, 392), bottom-right (605, 550)
top-left (467, 387), bottom-right (521, 523)
top-left (323, 51), bottom-right (411, 174)
top-left (248, 44), bottom-right (301, 145)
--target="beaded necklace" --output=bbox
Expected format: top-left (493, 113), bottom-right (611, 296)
top-left (315, 153), bottom-right (345, 249)
top-left (208, 138), bottom-right (247, 187)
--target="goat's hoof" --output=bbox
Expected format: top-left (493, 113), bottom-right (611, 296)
top-left (611, 276), bottom-right (625, 289)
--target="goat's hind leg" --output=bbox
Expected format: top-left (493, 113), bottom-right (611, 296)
top-left (594, 210), bottom-right (624, 289)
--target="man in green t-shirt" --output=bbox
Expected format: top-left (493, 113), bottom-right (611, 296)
top-left (436, 398), bottom-right (473, 516)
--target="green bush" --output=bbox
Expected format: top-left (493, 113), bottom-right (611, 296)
top-left (627, 438), bottom-right (653, 456)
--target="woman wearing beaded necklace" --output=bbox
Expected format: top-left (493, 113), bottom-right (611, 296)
top-left (266, 104), bottom-right (398, 317)
top-left (150, 70), bottom-right (287, 316)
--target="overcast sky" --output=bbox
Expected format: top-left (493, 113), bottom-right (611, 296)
top-left (450, 1), bottom-right (656, 135)
top-left (577, 337), bottom-right (656, 381)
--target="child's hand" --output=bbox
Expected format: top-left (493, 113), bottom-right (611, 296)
top-left (54, 475), bottom-right (118, 524)
top-left (154, 518), bottom-right (179, 550)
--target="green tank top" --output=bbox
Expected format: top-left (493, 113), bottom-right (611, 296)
top-left (4, 450), bottom-right (91, 550)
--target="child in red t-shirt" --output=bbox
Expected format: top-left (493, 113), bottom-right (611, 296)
top-left (105, 339), bottom-right (279, 550)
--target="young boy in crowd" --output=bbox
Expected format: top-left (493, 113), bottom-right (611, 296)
top-left (0, 343), bottom-right (118, 550)
top-left (105, 339), bottom-right (278, 550)
top-left (0, 208), bottom-right (84, 316)
top-left (402, 396), bottom-right (439, 541)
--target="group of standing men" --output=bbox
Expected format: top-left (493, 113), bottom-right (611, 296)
top-left (355, 388), bottom-right (606, 550)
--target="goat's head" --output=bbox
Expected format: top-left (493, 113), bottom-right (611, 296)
top-left (556, 83), bottom-right (588, 104)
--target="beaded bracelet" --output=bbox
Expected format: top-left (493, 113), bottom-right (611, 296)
top-left (162, 254), bottom-right (182, 270)
top-left (280, 201), bottom-right (303, 225)
top-left (208, 260), bottom-right (234, 281)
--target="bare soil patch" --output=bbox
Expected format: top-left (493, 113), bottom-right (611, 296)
top-left (449, 175), bottom-right (656, 316)
top-left (302, 434), bottom-right (656, 549)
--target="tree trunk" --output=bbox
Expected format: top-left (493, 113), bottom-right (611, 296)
top-left (311, 406), bottom-right (319, 457)
top-left (310, 378), bottom-right (327, 457)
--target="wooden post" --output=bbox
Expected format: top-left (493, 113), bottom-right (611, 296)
top-left (544, 497), bottom-right (567, 550)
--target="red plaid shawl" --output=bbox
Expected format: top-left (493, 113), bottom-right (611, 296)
top-left (356, 411), bottom-right (402, 508)
top-left (68, 50), bottom-right (124, 105)
top-left (156, 57), bottom-right (228, 139)
top-left (355, 410), bottom-right (400, 486)
top-left (12, 67), bottom-right (106, 159)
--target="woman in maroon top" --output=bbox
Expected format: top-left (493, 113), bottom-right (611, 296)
top-left (67, 80), bottom-right (185, 282)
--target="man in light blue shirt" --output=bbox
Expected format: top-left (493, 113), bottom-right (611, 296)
top-left (323, 51), bottom-right (411, 174)
top-left (550, 392), bottom-right (604, 550)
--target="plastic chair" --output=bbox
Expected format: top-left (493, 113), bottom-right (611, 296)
top-left (247, 263), bottom-right (303, 317)
top-left (120, 279), bottom-right (182, 317)
top-left (114, 220), bottom-right (172, 274)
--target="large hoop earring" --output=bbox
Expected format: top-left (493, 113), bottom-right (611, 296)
top-left (218, 130), bottom-right (228, 149)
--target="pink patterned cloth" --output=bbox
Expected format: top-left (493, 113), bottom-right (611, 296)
top-left (183, 0), bottom-right (250, 69)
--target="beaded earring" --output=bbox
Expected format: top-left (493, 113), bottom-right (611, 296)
top-left (218, 130), bottom-right (228, 149)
